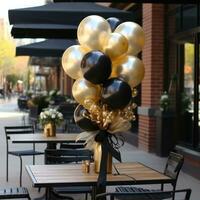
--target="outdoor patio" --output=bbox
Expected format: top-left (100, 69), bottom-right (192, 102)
top-left (0, 97), bottom-right (199, 200)
top-left (0, 1), bottom-right (200, 200)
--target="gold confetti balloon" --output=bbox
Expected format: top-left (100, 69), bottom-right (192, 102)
top-left (62, 45), bottom-right (89, 80)
top-left (102, 32), bottom-right (128, 60)
top-left (72, 78), bottom-right (101, 107)
top-left (112, 56), bottom-right (145, 88)
top-left (77, 15), bottom-right (111, 51)
top-left (115, 22), bottom-right (145, 56)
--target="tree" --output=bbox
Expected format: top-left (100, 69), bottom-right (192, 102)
top-left (0, 30), bottom-right (29, 90)
top-left (0, 34), bottom-right (16, 87)
top-left (0, 37), bottom-right (15, 72)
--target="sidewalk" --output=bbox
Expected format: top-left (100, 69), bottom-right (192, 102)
top-left (0, 98), bottom-right (199, 199)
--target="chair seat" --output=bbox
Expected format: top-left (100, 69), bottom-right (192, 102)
top-left (53, 186), bottom-right (92, 194)
top-left (116, 187), bottom-right (172, 200)
top-left (0, 187), bottom-right (30, 199)
top-left (8, 150), bottom-right (43, 156)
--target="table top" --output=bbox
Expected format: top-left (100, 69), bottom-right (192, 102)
top-left (26, 162), bottom-right (172, 187)
top-left (10, 133), bottom-right (79, 143)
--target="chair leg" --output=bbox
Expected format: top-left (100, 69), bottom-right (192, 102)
top-left (85, 193), bottom-right (88, 200)
top-left (6, 153), bottom-right (8, 182)
top-left (33, 143), bottom-right (36, 165)
top-left (27, 194), bottom-right (31, 200)
top-left (172, 184), bottom-right (176, 200)
top-left (161, 183), bottom-right (164, 191)
top-left (19, 156), bottom-right (23, 187)
top-left (33, 155), bottom-right (35, 165)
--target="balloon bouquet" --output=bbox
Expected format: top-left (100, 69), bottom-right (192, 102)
top-left (62, 15), bottom-right (145, 186)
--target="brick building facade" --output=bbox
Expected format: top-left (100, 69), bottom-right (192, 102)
top-left (138, 4), bottom-right (165, 152)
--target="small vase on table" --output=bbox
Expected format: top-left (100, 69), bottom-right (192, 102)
top-left (44, 122), bottom-right (56, 137)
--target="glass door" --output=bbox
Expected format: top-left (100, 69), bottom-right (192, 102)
top-left (197, 33), bottom-right (200, 148)
top-left (177, 32), bottom-right (199, 150)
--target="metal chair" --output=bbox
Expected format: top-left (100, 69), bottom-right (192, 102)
top-left (115, 152), bottom-right (184, 200)
top-left (5, 126), bottom-right (43, 186)
top-left (45, 148), bottom-right (93, 200)
top-left (28, 105), bottom-right (39, 130)
top-left (66, 123), bottom-right (82, 133)
top-left (60, 141), bottom-right (86, 150)
top-left (96, 189), bottom-right (192, 200)
top-left (57, 103), bottom-right (76, 131)
top-left (0, 187), bottom-right (31, 199)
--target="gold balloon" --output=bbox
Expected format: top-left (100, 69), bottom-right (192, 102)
top-left (62, 45), bottom-right (89, 80)
top-left (112, 54), bottom-right (127, 68)
top-left (115, 22), bottom-right (145, 56)
top-left (112, 56), bottom-right (145, 88)
top-left (72, 78), bottom-right (101, 107)
top-left (102, 32), bottom-right (128, 60)
top-left (77, 15), bottom-right (111, 51)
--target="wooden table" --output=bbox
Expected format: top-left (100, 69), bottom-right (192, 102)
top-left (26, 162), bottom-right (172, 200)
top-left (10, 133), bottom-right (79, 144)
top-left (10, 133), bottom-right (80, 163)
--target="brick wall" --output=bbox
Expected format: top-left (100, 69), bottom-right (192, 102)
top-left (138, 4), bottom-right (165, 152)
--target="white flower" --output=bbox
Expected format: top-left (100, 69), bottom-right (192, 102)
top-left (58, 113), bottom-right (63, 119)
top-left (40, 107), bottom-right (63, 126)
top-left (52, 114), bottom-right (56, 119)
top-left (161, 94), bottom-right (169, 101)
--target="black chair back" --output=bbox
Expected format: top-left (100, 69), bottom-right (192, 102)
top-left (60, 141), bottom-right (86, 149)
top-left (4, 126), bottom-right (35, 159)
top-left (58, 103), bottom-right (76, 122)
top-left (67, 123), bottom-right (82, 133)
top-left (45, 149), bottom-right (93, 164)
top-left (96, 189), bottom-right (192, 200)
top-left (164, 152), bottom-right (184, 181)
top-left (5, 126), bottom-right (34, 141)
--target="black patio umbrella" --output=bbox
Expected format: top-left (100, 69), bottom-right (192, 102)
top-left (16, 39), bottom-right (76, 57)
top-left (9, 2), bottom-right (134, 38)
top-left (12, 24), bottom-right (77, 39)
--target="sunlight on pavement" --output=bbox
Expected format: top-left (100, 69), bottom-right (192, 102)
top-left (0, 111), bottom-right (27, 118)
top-left (0, 97), bottom-right (28, 118)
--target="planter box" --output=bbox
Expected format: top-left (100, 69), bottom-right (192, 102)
top-left (155, 110), bottom-right (176, 157)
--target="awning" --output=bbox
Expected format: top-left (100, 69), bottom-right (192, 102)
top-left (16, 39), bottom-right (76, 57)
top-left (9, 2), bottom-right (134, 38)
top-left (12, 24), bottom-right (77, 39)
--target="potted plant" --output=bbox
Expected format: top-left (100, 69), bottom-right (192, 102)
top-left (160, 91), bottom-right (170, 112)
top-left (156, 74), bottom-right (177, 157)
top-left (39, 108), bottom-right (64, 137)
top-left (47, 89), bottom-right (66, 106)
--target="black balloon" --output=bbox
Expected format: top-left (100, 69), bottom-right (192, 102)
top-left (74, 104), bottom-right (99, 131)
top-left (102, 78), bottom-right (132, 109)
top-left (81, 50), bottom-right (111, 84)
top-left (107, 17), bottom-right (121, 32)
